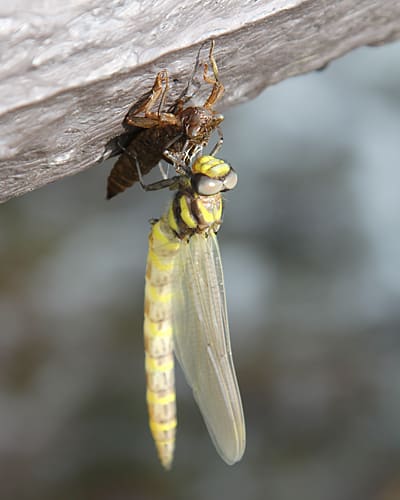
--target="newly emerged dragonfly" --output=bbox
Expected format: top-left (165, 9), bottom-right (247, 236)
top-left (143, 155), bottom-right (245, 468)
top-left (106, 41), bottom-right (224, 199)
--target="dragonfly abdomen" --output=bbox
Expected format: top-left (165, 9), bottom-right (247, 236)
top-left (144, 219), bottom-right (180, 469)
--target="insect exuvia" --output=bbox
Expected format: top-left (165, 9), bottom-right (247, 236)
top-left (143, 154), bottom-right (245, 468)
top-left (106, 40), bottom-right (224, 199)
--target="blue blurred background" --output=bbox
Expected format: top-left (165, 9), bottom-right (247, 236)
top-left (1, 41), bottom-right (400, 500)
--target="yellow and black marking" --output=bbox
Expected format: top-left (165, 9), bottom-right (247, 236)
top-left (144, 155), bottom-right (239, 468)
top-left (144, 222), bottom-right (179, 469)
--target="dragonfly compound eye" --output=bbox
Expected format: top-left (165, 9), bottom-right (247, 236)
top-left (222, 169), bottom-right (238, 191)
top-left (192, 174), bottom-right (224, 196)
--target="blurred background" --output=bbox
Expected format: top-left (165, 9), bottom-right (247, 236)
top-left (1, 41), bottom-right (400, 500)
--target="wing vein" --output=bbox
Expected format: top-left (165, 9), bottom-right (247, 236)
top-left (172, 232), bottom-right (245, 464)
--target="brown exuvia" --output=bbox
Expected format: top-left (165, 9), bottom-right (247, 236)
top-left (106, 40), bottom-right (224, 199)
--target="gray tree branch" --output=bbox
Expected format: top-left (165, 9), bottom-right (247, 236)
top-left (1, 0), bottom-right (399, 202)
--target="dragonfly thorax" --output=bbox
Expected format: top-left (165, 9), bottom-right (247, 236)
top-left (168, 190), bottom-right (223, 239)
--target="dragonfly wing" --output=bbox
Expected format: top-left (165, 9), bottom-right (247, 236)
top-left (172, 232), bottom-right (245, 464)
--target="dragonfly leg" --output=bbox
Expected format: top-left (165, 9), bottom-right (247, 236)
top-left (158, 162), bottom-right (169, 180)
top-left (209, 126), bottom-right (224, 156)
top-left (125, 70), bottom-right (180, 128)
top-left (173, 40), bottom-right (208, 109)
top-left (203, 40), bottom-right (225, 109)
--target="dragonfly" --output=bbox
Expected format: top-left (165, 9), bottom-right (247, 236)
top-left (143, 154), bottom-right (246, 468)
top-left (106, 40), bottom-right (224, 199)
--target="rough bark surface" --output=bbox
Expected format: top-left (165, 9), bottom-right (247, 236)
top-left (1, 0), bottom-right (400, 202)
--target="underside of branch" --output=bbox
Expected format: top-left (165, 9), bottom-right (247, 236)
top-left (1, 0), bottom-right (399, 202)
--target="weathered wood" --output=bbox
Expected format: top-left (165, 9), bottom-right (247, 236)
top-left (1, 0), bottom-right (399, 203)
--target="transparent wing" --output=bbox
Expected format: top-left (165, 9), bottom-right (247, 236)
top-left (172, 232), bottom-right (246, 464)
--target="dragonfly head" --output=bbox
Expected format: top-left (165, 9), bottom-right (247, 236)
top-left (180, 107), bottom-right (224, 144)
top-left (191, 156), bottom-right (237, 196)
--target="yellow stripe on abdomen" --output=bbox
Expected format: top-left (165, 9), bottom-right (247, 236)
top-left (144, 219), bottom-right (179, 469)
